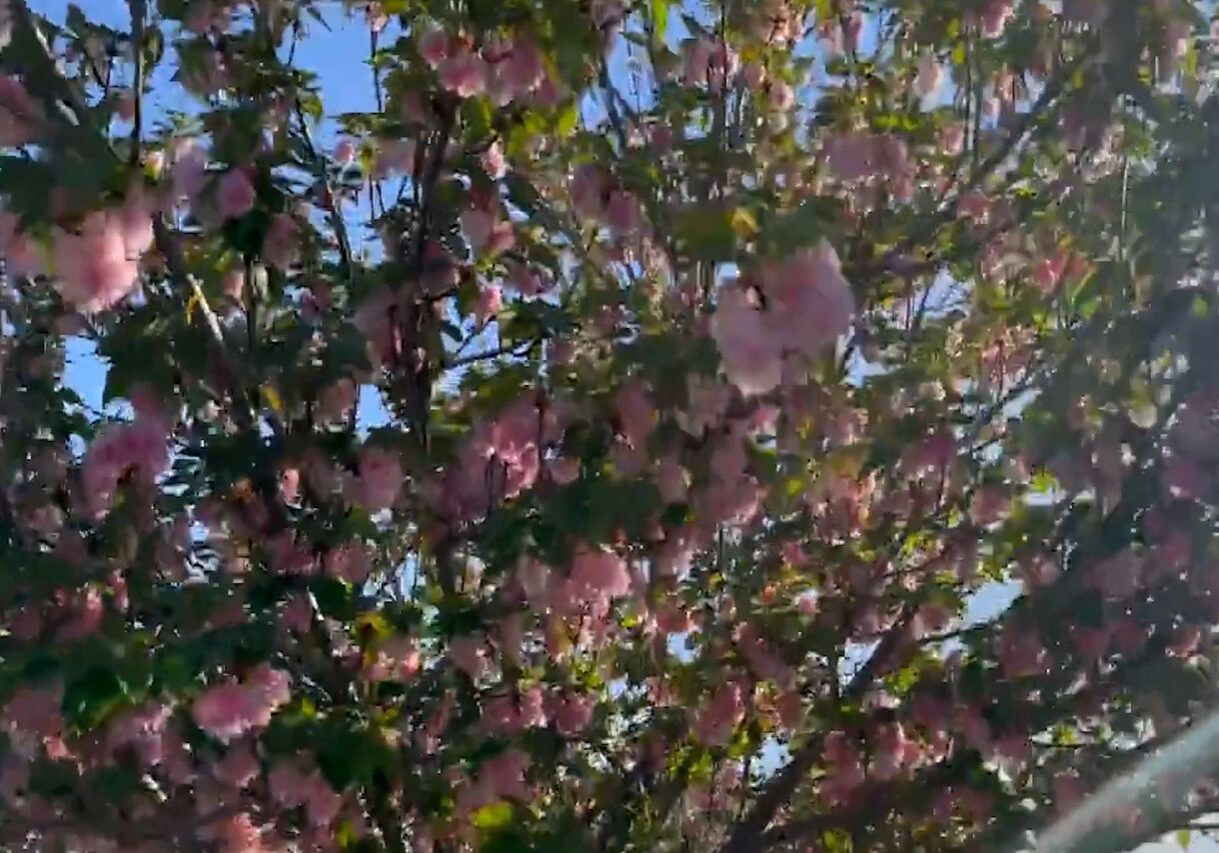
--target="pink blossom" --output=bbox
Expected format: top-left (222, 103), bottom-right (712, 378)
top-left (325, 540), bottom-right (372, 584)
top-left (1092, 549), bottom-right (1144, 600)
top-left (492, 38), bottom-right (544, 102)
top-left (605, 190), bottom-right (644, 237)
top-left (191, 683), bottom-right (253, 743)
top-left (354, 287), bottom-right (399, 368)
top-left (767, 80), bottom-right (795, 110)
top-left (979, 0), bottom-right (1015, 38)
top-left (570, 164), bottom-right (608, 219)
top-left (471, 282), bottom-right (503, 325)
top-left (954, 705), bottom-right (993, 753)
top-left (334, 139), bottom-right (357, 165)
top-left (480, 749), bottom-right (531, 801)
top-left (822, 730), bottom-right (865, 803)
top-left (217, 168), bottom-right (256, 219)
top-left (553, 693), bottom-right (594, 736)
top-left (270, 762), bottom-right (342, 827)
top-left (214, 740), bottom-right (260, 788)
top-left (968, 486), bottom-right (1010, 526)
top-left (460, 208), bottom-right (494, 253)
top-left (438, 48), bottom-right (488, 97)
top-left (451, 634), bottom-right (489, 680)
top-left (5, 681), bottom-right (64, 739)
top-left (55, 587), bottom-right (104, 642)
top-left (0, 211), bottom-right (42, 278)
top-left (417, 24), bottom-right (449, 68)
top-left (871, 723), bottom-right (919, 780)
top-left (570, 545), bottom-right (631, 601)
top-left (760, 241), bottom-right (855, 357)
top-left (192, 666), bottom-right (290, 743)
top-left (615, 382), bottom-right (656, 444)
top-left (82, 415), bottom-right (170, 518)
top-left (590, 0), bottom-right (624, 29)
top-left (1053, 770), bottom-right (1088, 815)
top-left (655, 455), bottom-right (688, 503)
top-left (695, 681), bottom-right (745, 746)
top-left (0, 75), bottom-right (40, 146)
top-left (999, 624), bottom-right (1048, 678)
top-left (481, 141), bottom-right (507, 179)
top-left (710, 285), bottom-right (782, 396)
top-left (1016, 550), bottom-right (1059, 589)
top-left (740, 61), bottom-right (766, 90)
top-left (735, 622), bottom-right (793, 687)
top-left (349, 444), bottom-right (403, 513)
top-left (262, 213), bottom-right (299, 270)
top-left (53, 210), bottom-right (146, 312)
top-left (914, 54), bottom-right (943, 98)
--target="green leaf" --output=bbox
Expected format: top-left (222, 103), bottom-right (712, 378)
top-left (472, 801), bottom-right (515, 831)
top-left (1176, 829), bottom-right (1192, 850)
top-left (673, 207), bottom-right (737, 262)
top-left (62, 667), bottom-right (127, 731)
top-left (651, 0), bottom-right (670, 38)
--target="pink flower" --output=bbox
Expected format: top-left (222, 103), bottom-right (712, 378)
top-left (0, 211), bottom-right (42, 278)
top-left (735, 622), bottom-right (793, 687)
top-left (82, 415), bottom-right (171, 517)
top-left (55, 587), bottom-right (104, 643)
top-left (695, 681), bottom-right (745, 746)
top-left (350, 444), bottom-right (403, 513)
top-left (417, 24), bottom-right (449, 68)
top-left (334, 139), bottom-right (357, 165)
top-left (0, 74), bottom-right (40, 146)
top-left (172, 141), bottom-right (209, 200)
top-left (740, 61), bottom-right (766, 90)
top-left (471, 283), bottom-right (503, 324)
top-left (214, 740), bottom-right (260, 788)
top-left (481, 141), bottom-right (507, 179)
top-left (1016, 550), bottom-right (1059, 589)
top-left (710, 285), bottom-right (783, 396)
top-left (768, 80), bottom-right (795, 110)
top-left (5, 681), bottom-right (65, 739)
top-left (968, 486), bottom-right (1010, 526)
top-left (451, 634), bottom-right (489, 680)
top-left (324, 540), bottom-right (372, 584)
top-left (979, 0), bottom-right (1015, 38)
top-left (192, 683), bottom-right (256, 743)
top-left (192, 666), bottom-right (290, 743)
top-left (570, 164), bottom-right (608, 219)
top-left (354, 287), bottom-right (399, 368)
top-left (480, 749), bottom-right (531, 801)
top-left (999, 624), bottom-right (1048, 678)
top-left (570, 545), bottom-right (631, 601)
top-left (53, 210), bottom-right (144, 312)
top-left (605, 190), bottom-right (644, 237)
top-left (262, 213), bottom-right (299, 270)
top-left (460, 208), bottom-right (494, 253)
top-left (760, 241), bottom-right (855, 357)
top-left (553, 693), bottom-right (594, 736)
top-left (615, 382), bottom-right (656, 444)
top-left (871, 723), bottom-right (918, 780)
top-left (217, 168), bottom-right (256, 219)
top-left (822, 730), bottom-right (865, 803)
top-left (914, 54), bottom-right (943, 98)
top-left (655, 455), bottom-right (688, 504)
top-left (270, 762), bottom-right (342, 826)
top-left (1091, 549), bottom-right (1144, 600)
top-left (438, 48), bottom-right (488, 97)
top-left (590, 0), bottom-right (624, 29)
top-left (1053, 770), bottom-right (1088, 815)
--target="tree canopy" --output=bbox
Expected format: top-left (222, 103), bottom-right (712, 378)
top-left (2, 0), bottom-right (1219, 850)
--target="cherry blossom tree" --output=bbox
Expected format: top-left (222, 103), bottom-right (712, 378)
top-left (1, 0), bottom-right (1219, 850)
